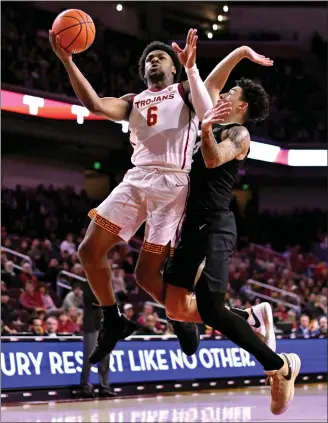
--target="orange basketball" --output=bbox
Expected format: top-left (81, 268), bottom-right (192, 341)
top-left (52, 9), bottom-right (95, 54)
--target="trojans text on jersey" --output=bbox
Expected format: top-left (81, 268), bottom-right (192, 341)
top-left (135, 93), bottom-right (175, 109)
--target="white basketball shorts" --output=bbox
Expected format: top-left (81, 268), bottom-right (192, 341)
top-left (88, 167), bottom-right (189, 254)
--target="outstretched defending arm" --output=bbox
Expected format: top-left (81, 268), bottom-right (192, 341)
top-left (49, 30), bottom-right (133, 122)
top-left (205, 46), bottom-right (273, 104)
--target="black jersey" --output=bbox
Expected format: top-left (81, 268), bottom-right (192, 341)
top-left (186, 123), bottom-right (247, 216)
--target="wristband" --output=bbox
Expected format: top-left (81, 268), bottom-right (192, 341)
top-left (185, 64), bottom-right (199, 75)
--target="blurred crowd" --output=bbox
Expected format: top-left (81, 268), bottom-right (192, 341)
top-left (2, 3), bottom-right (327, 143)
top-left (1, 185), bottom-right (327, 339)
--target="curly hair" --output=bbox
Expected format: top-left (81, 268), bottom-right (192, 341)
top-left (138, 41), bottom-right (182, 84)
top-left (235, 78), bottom-right (270, 123)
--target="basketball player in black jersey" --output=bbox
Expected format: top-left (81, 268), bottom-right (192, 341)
top-left (163, 80), bottom-right (301, 416)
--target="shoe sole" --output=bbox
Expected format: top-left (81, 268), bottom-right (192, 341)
top-left (272, 353), bottom-right (302, 415)
top-left (89, 322), bottom-right (137, 364)
top-left (261, 302), bottom-right (276, 352)
top-left (287, 353), bottom-right (302, 407)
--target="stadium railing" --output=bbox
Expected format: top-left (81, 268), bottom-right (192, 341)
top-left (245, 279), bottom-right (301, 315)
top-left (1, 246), bottom-right (32, 270)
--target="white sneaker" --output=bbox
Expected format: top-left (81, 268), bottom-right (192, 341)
top-left (266, 353), bottom-right (301, 415)
top-left (247, 302), bottom-right (276, 352)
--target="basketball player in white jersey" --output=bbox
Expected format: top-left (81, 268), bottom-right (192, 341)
top-left (49, 28), bottom-right (231, 361)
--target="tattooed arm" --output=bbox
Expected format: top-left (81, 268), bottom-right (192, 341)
top-left (201, 124), bottom-right (250, 168)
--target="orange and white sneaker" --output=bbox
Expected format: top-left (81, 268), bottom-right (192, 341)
top-left (265, 353), bottom-right (301, 415)
top-left (247, 302), bottom-right (276, 352)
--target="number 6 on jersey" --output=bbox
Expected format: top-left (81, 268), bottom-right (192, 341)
top-left (147, 106), bottom-right (158, 127)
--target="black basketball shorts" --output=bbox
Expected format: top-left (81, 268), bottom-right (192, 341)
top-left (164, 210), bottom-right (237, 294)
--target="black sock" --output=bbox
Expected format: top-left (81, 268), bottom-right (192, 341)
top-left (101, 303), bottom-right (121, 325)
top-left (230, 307), bottom-right (249, 321)
top-left (196, 282), bottom-right (284, 371)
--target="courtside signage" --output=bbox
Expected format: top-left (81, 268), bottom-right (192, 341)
top-left (1, 338), bottom-right (326, 389)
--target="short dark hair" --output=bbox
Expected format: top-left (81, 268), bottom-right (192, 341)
top-left (138, 41), bottom-right (182, 84)
top-left (235, 78), bottom-right (270, 123)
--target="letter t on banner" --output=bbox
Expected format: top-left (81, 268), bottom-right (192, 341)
top-left (71, 105), bottom-right (90, 124)
top-left (23, 95), bottom-right (45, 115)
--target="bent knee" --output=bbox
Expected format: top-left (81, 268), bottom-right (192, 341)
top-left (78, 237), bottom-right (104, 265)
top-left (165, 291), bottom-right (189, 321)
top-left (78, 240), bottom-right (94, 265)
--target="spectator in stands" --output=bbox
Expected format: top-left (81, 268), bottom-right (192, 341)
top-left (2, 260), bottom-right (19, 288)
top-left (60, 233), bottom-right (76, 256)
top-left (38, 283), bottom-right (56, 311)
top-left (135, 314), bottom-right (157, 336)
top-left (57, 313), bottom-right (76, 334)
top-left (317, 295), bottom-right (327, 315)
top-left (29, 317), bottom-right (44, 336)
top-left (63, 284), bottom-right (83, 312)
top-left (67, 306), bottom-right (83, 332)
top-left (28, 239), bottom-right (42, 263)
top-left (1, 292), bottom-right (16, 327)
top-left (123, 303), bottom-right (138, 323)
top-left (273, 303), bottom-right (289, 322)
top-left (303, 293), bottom-right (323, 319)
top-left (71, 263), bottom-right (85, 277)
top-left (1, 319), bottom-right (12, 336)
top-left (44, 316), bottom-right (58, 337)
top-left (137, 302), bottom-right (157, 326)
top-left (19, 280), bottom-right (45, 311)
top-left (312, 316), bottom-right (327, 337)
top-left (295, 314), bottom-right (312, 336)
top-left (43, 258), bottom-right (60, 291)
top-left (19, 262), bottom-right (39, 288)
top-left (286, 310), bottom-right (298, 331)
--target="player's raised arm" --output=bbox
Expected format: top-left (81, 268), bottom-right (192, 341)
top-left (205, 46), bottom-right (273, 104)
top-left (172, 29), bottom-right (213, 120)
top-left (49, 30), bottom-right (133, 122)
top-left (200, 101), bottom-right (250, 168)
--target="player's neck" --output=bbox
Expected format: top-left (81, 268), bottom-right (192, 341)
top-left (147, 77), bottom-right (173, 91)
top-left (221, 113), bottom-right (244, 125)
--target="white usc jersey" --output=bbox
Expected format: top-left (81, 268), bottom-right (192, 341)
top-left (129, 83), bottom-right (199, 172)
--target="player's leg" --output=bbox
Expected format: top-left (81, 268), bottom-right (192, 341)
top-left (78, 220), bottom-right (121, 306)
top-left (195, 259), bottom-right (276, 351)
top-left (163, 218), bottom-right (207, 323)
top-left (79, 173), bottom-right (147, 363)
top-left (229, 302), bottom-right (276, 352)
top-left (195, 214), bottom-right (301, 415)
top-left (135, 242), bottom-right (170, 304)
top-left (135, 171), bottom-right (190, 304)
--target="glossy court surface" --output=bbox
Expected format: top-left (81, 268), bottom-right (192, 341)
top-left (2, 384), bottom-right (327, 422)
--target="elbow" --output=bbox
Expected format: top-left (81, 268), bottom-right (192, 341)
top-left (204, 160), bottom-right (217, 169)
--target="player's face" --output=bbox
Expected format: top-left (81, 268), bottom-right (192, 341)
top-left (145, 50), bottom-right (176, 83)
top-left (220, 86), bottom-right (248, 116)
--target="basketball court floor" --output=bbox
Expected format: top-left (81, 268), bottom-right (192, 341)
top-left (2, 384), bottom-right (327, 422)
